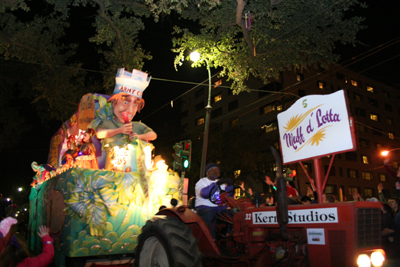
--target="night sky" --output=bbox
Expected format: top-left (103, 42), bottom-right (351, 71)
top-left (1, 1), bottom-right (399, 202)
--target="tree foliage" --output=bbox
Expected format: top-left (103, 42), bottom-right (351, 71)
top-left (173, 0), bottom-right (366, 93)
top-left (0, 0), bottom-right (366, 147)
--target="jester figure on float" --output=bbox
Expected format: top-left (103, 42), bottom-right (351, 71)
top-left (90, 68), bottom-right (157, 173)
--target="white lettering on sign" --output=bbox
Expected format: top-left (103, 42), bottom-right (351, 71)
top-left (252, 208), bottom-right (338, 225)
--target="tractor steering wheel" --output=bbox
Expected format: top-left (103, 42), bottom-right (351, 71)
top-left (209, 183), bottom-right (225, 205)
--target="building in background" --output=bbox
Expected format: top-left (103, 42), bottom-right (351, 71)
top-left (180, 65), bottom-right (400, 201)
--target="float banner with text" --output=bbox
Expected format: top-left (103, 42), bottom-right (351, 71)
top-left (252, 208), bottom-right (338, 225)
top-left (277, 90), bottom-right (353, 164)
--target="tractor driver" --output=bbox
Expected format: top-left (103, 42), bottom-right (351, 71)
top-left (195, 163), bottom-right (234, 240)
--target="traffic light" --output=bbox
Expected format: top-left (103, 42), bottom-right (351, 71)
top-left (172, 142), bottom-right (183, 171)
top-left (181, 140), bottom-right (192, 170)
top-left (172, 140), bottom-right (192, 172)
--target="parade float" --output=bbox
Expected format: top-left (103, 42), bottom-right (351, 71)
top-left (27, 69), bottom-right (181, 266)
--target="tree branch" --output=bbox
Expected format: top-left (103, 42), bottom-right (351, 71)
top-left (215, 22), bottom-right (236, 53)
top-left (236, 0), bottom-right (254, 56)
top-left (92, 0), bottom-right (127, 67)
top-left (214, 0), bottom-right (255, 56)
top-left (0, 31), bottom-right (55, 74)
top-left (111, 0), bottom-right (147, 9)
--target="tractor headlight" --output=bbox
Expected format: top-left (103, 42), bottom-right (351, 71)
top-left (357, 250), bottom-right (385, 267)
top-left (357, 254), bottom-right (370, 267)
top-left (370, 251), bottom-right (385, 267)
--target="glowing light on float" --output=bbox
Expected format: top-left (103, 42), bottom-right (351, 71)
top-left (156, 159), bottom-right (168, 171)
top-left (143, 145), bottom-right (152, 170)
top-left (111, 146), bottom-right (130, 172)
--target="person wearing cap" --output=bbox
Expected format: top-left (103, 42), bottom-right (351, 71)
top-left (195, 163), bottom-right (234, 240)
top-left (94, 68), bottom-right (157, 170)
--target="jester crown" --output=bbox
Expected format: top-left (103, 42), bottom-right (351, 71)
top-left (109, 68), bottom-right (151, 101)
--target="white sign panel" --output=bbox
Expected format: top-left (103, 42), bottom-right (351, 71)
top-left (277, 90), bottom-right (354, 164)
top-left (307, 228), bottom-right (326, 245)
top-left (251, 208), bottom-right (338, 225)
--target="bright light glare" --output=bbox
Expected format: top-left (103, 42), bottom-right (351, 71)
top-left (381, 151), bottom-right (389, 156)
top-left (18, 187), bottom-right (23, 192)
top-left (144, 145), bottom-right (152, 170)
top-left (6, 198), bottom-right (10, 202)
top-left (370, 251), bottom-right (385, 267)
top-left (190, 51), bottom-right (200, 62)
top-left (156, 160), bottom-right (168, 172)
top-left (357, 254), bottom-right (371, 267)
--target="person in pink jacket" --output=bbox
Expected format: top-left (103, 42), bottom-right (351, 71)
top-left (0, 217), bottom-right (54, 267)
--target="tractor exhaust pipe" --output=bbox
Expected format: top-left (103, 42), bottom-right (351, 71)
top-left (270, 146), bottom-right (289, 240)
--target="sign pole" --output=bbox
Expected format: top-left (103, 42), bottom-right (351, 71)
top-left (313, 157), bottom-right (324, 203)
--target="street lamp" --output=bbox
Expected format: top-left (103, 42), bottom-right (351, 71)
top-left (190, 51), bottom-right (212, 178)
top-left (18, 187), bottom-right (23, 192)
top-left (381, 148), bottom-right (400, 156)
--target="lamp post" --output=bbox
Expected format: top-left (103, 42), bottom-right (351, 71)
top-left (190, 51), bottom-right (212, 178)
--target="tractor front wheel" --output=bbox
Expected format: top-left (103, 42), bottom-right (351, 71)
top-left (135, 216), bottom-right (202, 267)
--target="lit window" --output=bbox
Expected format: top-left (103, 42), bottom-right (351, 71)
top-left (387, 118), bottom-right (393, 125)
top-left (394, 162), bottom-right (399, 168)
top-left (379, 174), bottom-right (386, 182)
top-left (348, 187), bottom-right (358, 195)
top-left (351, 80), bottom-right (358, 87)
top-left (265, 122), bottom-right (278, 133)
top-left (354, 94), bottom-right (362, 102)
top-left (213, 79), bottom-right (222, 88)
top-left (214, 94), bottom-right (222, 103)
top-left (362, 171), bottom-right (373, 180)
top-left (367, 86), bottom-right (375, 93)
top-left (325, 185), bottom-right (336, 194)
top-left (196, 117), bottom-right (204, 125)
top-left (389, 133), bottom-right (394, 139)
top-left (364, 188), bottom-right (373, 197)
top-left (359, 139), bottom-right (369, 148)
top-left (318, 81), bottom-right (326, 89)
top-left (348, 169), bottom-right (357, 178)
top-left (370, 114), bottom-right (379, 121)
top-left (296, 73), bottom-right (304, 82)
top-left (263, 105), bottom-right (275, 114)
top-left (362, 155), bottom-right (369, 164)
top-left (375, 143), bottom-right (382, 149)
top-left (276, 105), bottom-right (282, 111)
top-left (230, 118), bottom-right (239, 127)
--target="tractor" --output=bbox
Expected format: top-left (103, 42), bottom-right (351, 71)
top-left (134, 147), bottom-right (385, 267)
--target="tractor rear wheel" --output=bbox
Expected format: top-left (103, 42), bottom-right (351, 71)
top-left (135, 216), bottom-right (202, 267)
